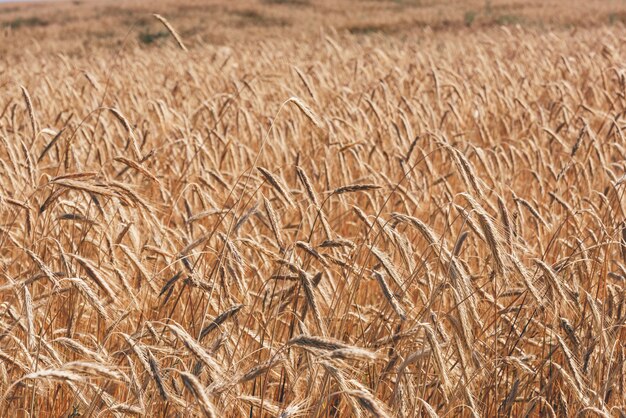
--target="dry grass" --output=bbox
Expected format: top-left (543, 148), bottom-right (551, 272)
top-left (1, 0), bottom-right (626, 416)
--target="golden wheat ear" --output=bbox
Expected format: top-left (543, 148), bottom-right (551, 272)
top-left (153, 14), bottom-right (188, 51)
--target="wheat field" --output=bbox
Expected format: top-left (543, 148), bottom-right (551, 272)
top-left (2, 0), bottom-right (626, 417)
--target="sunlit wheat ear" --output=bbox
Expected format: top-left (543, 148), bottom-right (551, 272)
top-left (109, 107), bottom-right (142, 160)
top-left (454, 148), bottom-right (483, 197)
top-left (67, 253), bottom-right (116, 301)
top-left (548, 191), bottom-right (576, 219)
top-left (153, 14), bottom-right (188, 51)
top-left (461, 193), bottom-right (506, 275)
top-left (534, 259), bottom-right (568, 303)
top-left (179, 371), bottom-right (218, 417)
top-left (319, 361), bottom-right (363, 417)
top-left (550, 362), bottom-right (589, 405)
top-left (347, 389), bottom-right (392, 418)
top-left (584, 291), bottom-right (607, 349)
top-left (293, 66), bottom-right (317, 102)
top-left (514, 196), bottom-right (547, 227)
top-left (121, 334), bottom-right (151, 373)
top-left (125, 356), bottom-right (144, 408)
top-left (420, 323), bottom-right (451, 396)
top-left (296, 166), bottom-right (320, 206)
top-left (63, 361), bottom-right (124, 381)
top-left (510, 256), bottom-right (542, 305)
top-left (327, 347), bottom-right (379, 362)
top-left (417, 398), bottom-right (439, 418)
top-left (497, 196), bottom-right (512, 249)
top-left (164, 322), bottom-right (225, 379)
top-left (372, 270), bottom-right (406, 320)
top-left (24, 369), bottom-right (84, 383)
top-left (257, 167), bottom-right (295, 207)
top-left (370, 246), bottom-right (403, 290)
top-left (114, 156), bottom-right (160, 184)
top-left (20, 85), bottom-right (36, 141)
top-left (295, 241), bottom-right (327, 266)
top-left (298, 271), bottom-right (326, 335)
top-left (54, 337), bottom-right (105, 363)
top-left (286, 96), bottom-right (324, 129)
top-left (20, 247), bottom-right (58, 285)
top-left (65, 277), bottom-right (108, 320)
top-left (263, 196), bottom-right (284, 249)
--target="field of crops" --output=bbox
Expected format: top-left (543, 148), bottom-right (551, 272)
top-left (2, 0), bottom-right (626, 416)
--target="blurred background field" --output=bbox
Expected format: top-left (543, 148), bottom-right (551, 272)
top-left (2, 0), bottom-right (626, 55)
